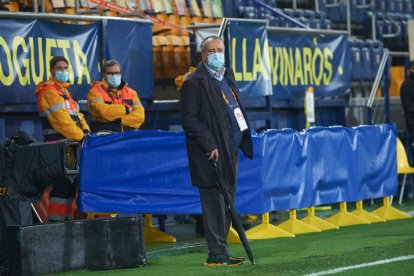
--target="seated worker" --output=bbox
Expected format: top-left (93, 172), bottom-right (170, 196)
top-left (35, 56), bottom-right (90, 221)
top-left (87, 60), bottom-right (145, 132)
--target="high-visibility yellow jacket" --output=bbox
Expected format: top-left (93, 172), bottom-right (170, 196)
top-left (35, 78), bottom-right (90, 142)
top-left (175, 66), bottom-right (196, 92)
top-left (87, 79), bottom-right (145, 132)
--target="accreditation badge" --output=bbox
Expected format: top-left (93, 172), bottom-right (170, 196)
top-left (234, 107), bottom-right (248, 131)
top-left (65, 100), bottom-right (71, 109)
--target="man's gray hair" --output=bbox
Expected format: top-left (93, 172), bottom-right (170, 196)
top-left (200, 36), bottom-right (223, 53)
top-left (103, 59), bottom-right (121, 73)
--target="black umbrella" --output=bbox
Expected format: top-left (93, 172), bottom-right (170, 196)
top-left (212, 161), bottom-right (255, 265)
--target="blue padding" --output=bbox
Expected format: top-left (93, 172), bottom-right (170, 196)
top-left (78, 125), bottom-right (397, 214)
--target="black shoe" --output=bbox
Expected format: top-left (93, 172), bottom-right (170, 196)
top-left (228, 255), bottom-right (246, 263)
top-left (204, 255), bottom-right (244, 266)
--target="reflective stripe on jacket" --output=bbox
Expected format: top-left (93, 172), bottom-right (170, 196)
top-left (48, 196), bottom-right (75, 222)
top-left (35, 78), bottom-right (90, 141)
top-left (87, 79), bottom-right (145, 132)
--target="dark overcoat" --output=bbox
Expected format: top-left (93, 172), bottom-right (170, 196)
top-left (400, 77), bottom-right (414, 113)
top-left (180, 64), bottom-right (253, 188)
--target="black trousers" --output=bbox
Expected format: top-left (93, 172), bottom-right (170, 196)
top-left (0, 198), bottom-right (32, 268)
top-left (198, 153), bottom-right (239, 257)
top-left (405, 112), bottom-right (414, 146)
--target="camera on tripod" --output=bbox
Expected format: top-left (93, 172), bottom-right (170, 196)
top-left (0, 132), bottom-right (80, 201)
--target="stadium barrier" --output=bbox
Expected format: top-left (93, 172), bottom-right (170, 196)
top-left (371, 196), bottom-right (412, 220)
top-left (326, 202), bottom-right (371, 227)
top-left (78, 124), bottom-right (412, 242)
top-left (351, 200), bottom-right (386, 223)
top-left (301, 206), bottom-right (339, 230)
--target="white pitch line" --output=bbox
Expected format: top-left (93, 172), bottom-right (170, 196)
top-left (304, 255), bottom-right (414, 276)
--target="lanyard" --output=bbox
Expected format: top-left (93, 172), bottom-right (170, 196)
top-left (103, 85), bottom-right (124, 104)
top-left (55, 85), bottom-right (81, 126)
top-left (221, 86), bottom-right (238, 106)
top-left (55, 85), bottom-right (76, 110)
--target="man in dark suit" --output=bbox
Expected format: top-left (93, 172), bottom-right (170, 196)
top-left (180, 36), bottom-right (253, 266)
top-left (400, 60), bottom-right (414, 148)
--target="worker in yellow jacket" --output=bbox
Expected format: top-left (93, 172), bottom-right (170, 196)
top-left (35, 56), bottom-right (90, 221)
top-left (87, 60), bottom-right (145, 132)
top-left (36, 56), bottom-right (90, 141)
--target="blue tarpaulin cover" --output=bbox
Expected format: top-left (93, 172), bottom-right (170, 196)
top-left (78, 124), bottom-right (397, 214)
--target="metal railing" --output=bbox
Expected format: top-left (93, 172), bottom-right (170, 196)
top-left (355, 0), bottom-right (373, 9)
top-left (381, 13), bottom-right (401, 39)
top-left (366, 51), bottom-right (410, 125)
top-left (250, 0), bottom-right (309, 29)
top-left (325, 0), bottom-right (343, 8)
top-left (0, 10), bottom-right (150, 23)
top-left (367, 49), bottom-right (389, 108)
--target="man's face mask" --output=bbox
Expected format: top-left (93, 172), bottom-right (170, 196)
top-left (54, 71), bottom-right (69, 83)
top-left (107, 74), bottom-right (122, 87)
top-left (206, 53), bottom-right (225, 71)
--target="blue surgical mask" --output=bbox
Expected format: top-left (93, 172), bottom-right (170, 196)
top-left (55, 71), bottom-right (69, 83)
top-left (206, 53), bottom-right (225, 71)
top-left (107, 75), bottom-right (121, 87)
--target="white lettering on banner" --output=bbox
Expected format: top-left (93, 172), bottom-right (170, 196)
top-left (0, 36), bottom-right (90, 86)
top-left (232, 37), bottom-right (340, 87)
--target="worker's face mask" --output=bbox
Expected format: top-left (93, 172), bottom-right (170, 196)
top-left (54, 71), bottom-right (69, 83)
top-left (107, 74), bottom-right (121, 87)
top-left (206, 53), bottom-right (225, 71)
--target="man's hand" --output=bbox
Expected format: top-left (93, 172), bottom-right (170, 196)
top-left (128, 106), bottom-right (133, 113)
top-left (207, 148), bottom-right (219, 161)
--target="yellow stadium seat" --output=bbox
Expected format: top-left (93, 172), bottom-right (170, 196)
top-left (155, 12), bottom-right (169, 21)
top-left (105, 10), bottom-right (118, 17)
top-left (44, 0), bottom-right (54, 12)
top-left (191, 16), bottom-right (204, 23)
top-left (152, 14), bottom-right (173, 36)
top-left (205, 17), bottom-right (216, 23)
top-left (156, 36), bottom-right (174, 79)
top-left (166, 14), bottom-right (181, 36)
top-left (214, 17), bottom-right (223, 23)
top-left (152, 36), bottom-right (163, 80)
top-left (167, 35), bottom-right (186, 76)
top-left (179, 15), bottom-right (193, 28)
top-left (180, 35), bottom-right (191, 70)
top-left (63, 7), bottom-right (75, 14)
top-left (396, 138), bottom-right (414, 204)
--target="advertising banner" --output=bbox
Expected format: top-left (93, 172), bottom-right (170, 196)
top-left (225, 19), bottom-right (351, 99)
top-left (225, 20), bottom-right (273, 98)
top-left (267, 31), bottom-right (351, 99)
top-left (0, 18), bottom-right (153, 106)
top-left (104, 19), bottom-right (154, 100)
